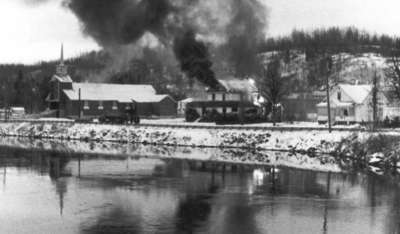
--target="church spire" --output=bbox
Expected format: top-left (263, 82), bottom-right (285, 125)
top-left (56, 43), bottom-right (68, 77)
top-left (60, 43), bottom-right (64, 65)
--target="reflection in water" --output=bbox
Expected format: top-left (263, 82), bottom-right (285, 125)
top-left (0, 147), bottom-right (399, 234)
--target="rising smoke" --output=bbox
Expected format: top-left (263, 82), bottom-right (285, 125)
top-left (66, 0), bottom-right (172, 46)
top-left (221, 0), bottom-right (268, 77)
top-left (24, 0), bottom-right (269, 88)
top-left (173, 30), bottom-right (219, 89)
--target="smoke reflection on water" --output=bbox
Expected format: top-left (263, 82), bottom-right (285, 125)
top-left (0, 139), bottom-right (399, 234)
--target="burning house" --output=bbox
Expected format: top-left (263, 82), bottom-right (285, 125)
top-left (46, 47), bottom-right (177, 119)
top-left (185, 78), bottom-right (264, 122)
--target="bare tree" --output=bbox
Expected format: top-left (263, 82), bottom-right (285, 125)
top-left (386, 54), bottom-right (400, 100)
top-left (258, 55), bottom-right (292, 125)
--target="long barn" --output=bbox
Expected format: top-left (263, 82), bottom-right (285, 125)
top-left (46, 47), bottom-right (176, 119)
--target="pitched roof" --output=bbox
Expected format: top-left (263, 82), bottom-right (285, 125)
top-left (217, 79), bottom-right (257, 93)
top-left (51, 74), bottom-right (73, 83)
top-left (338, 84), bottom-right (372, 104)
top-left (62, 83), bottom-right (174, 103)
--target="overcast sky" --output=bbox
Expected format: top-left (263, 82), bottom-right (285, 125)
top-left (1, 0), bottom-right (400, 64)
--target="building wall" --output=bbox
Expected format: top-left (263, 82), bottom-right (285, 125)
top-left (63, 99), bottom-right (121, 118)
top-left (283, 95), bottom-right (322, 121)
top-left (61, 98), bottom-right (176, 118)
top-left (154, 98), bottom-right (177, 116)
top-left (354, 94), bottom-right (387, 122)
top-left (136, 103), bottom-right (154, 116)
top-left (207, 92), bottom-right (242, 102)
top-left (59, 82), bottom-right (72, 90)
top-left (82, 101), bottom-right (121, 117)
top-left (383, 107), bottom-right (400, 118)
top-left (354, 104), bottom-right (371, 122)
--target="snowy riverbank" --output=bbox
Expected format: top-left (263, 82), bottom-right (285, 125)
top-left (0, 137), bottom-right (341, 172)
top-left (0, 121), bottom-right (372, 154)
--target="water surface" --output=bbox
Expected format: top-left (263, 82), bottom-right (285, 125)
top-left (0, 146), bottom-right (399, 234)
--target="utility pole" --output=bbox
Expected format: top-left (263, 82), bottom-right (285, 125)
top-left (2, 85), bottom-right (6, 122)
top-left (239, 92), bottom-right (244, 125)
top-left (78, 88), bottom-right (82, 119)
top-left (372, 64), bottom-right (378, 131)
top-left (325, 56), bottom-right (332, 133)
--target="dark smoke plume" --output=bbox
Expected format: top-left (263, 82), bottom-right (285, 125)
top-left (173, 30), bottom-right (219, 89)
top-left (219, 0), bottom-right (268, 77)
top-left (25, 0), bottom-right (269, 87)
top-left (66, 0), bottom-right (172, 46)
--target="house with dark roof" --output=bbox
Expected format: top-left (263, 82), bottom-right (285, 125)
top-left (186, 78), bottom-right (265, 121)
top-left (316, 84), bottom-right (388, 124)
top-left (46, 46), bottom-right (176, 118)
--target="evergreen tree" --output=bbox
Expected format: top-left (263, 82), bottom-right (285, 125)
top-left (13, 70), bottom-right (25, 106)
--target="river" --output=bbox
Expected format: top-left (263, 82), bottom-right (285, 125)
top-left (0, 144), bottom-right (399, 234)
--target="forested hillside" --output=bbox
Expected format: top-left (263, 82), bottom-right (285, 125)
top-left (1, 27), bottom-right (399, 113)
top-left (258, 27), bottom-right (400, 93)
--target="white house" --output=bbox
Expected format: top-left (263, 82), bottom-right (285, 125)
top-left (316, 84), bottom-right (388, 124)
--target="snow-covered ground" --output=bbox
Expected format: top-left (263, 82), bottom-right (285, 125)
top-left (0, 137), bottom-right (342, 172)
top-left (0, 121), bottom-right (364, 153)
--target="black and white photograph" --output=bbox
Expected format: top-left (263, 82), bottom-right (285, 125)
top-left (1, 0), bottom-right (400, 233)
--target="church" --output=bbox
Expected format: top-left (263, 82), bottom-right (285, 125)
top-left (46, 46), bottom-right (177, 119)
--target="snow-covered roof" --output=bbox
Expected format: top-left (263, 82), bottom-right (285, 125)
top-left (338, 84), bottom-right (372, 104)
top-left (51, 74), bottom-right (73, 83)
top-left (217, 79), bottom-right (257, 93)
top-left (63, 83), bottom-right (175, 103)
top-left (179, 98), bottom-right (194, 103)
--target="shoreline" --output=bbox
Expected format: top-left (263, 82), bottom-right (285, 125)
top-left (0, 121), bottom-right (361, 154)
top-left (0, 136), bottom-right (342, 173)
top-left (2, 121), bottom-right (400, 174)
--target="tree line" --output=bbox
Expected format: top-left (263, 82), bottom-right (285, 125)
top-left (260, 27), bottom-right (400, 56)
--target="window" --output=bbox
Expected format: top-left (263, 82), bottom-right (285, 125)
top-left (337, 92), bottom-right (341, 101)
top-left (223, 107), bottom-right (227, 114)
top-left (125, 104), bottom-right (131, 110)
top-left (227, 93), bottom-right (240, 101)
top-left (83, 101), bottom-right (89, 110)
top-left (344, 109), bottom-right (348, 116)
top-left (222, 94), bottom-right (226, 101)
top-left (232, 107), bottom-right (238, 112)
top-left (98, 101), bottom-right (104, 110)
top-left (112, 101), bottom-right (118, 110)
top-left (212, 93), bottom-right (216, 101)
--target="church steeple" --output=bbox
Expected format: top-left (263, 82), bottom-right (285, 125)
top-left (60, 43), bottom-right (64, 65)
top-left (56, 44), bottom-right (68, 77)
